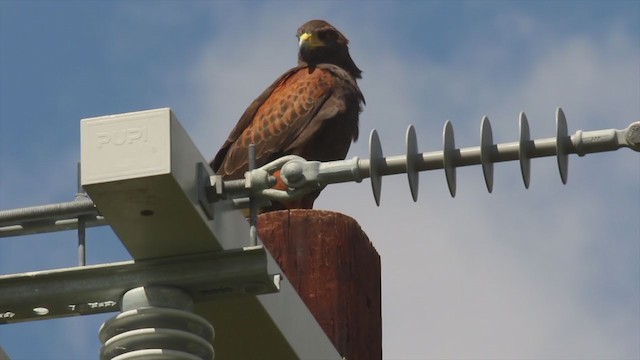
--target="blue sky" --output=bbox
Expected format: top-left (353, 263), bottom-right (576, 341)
top-left (1, 1), bottom-right (639, 359)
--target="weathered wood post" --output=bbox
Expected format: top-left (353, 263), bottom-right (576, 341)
top-left (258, 209), bottom-right (382, 360)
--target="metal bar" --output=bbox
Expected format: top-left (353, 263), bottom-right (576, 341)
top-left (76, 162), bottom-right (87, 266)
top-left (248, 144), bottom-right (258, 247)
top-left (77, 216), bottom-right (86, 266)
top-left (0, 216), bottom-right (106, 237)
top-left (0, 246), bottom-right (278, 324)
top-left (0, 199), bottom-right (98, 227)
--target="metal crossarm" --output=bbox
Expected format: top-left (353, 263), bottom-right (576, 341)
top-left (0, 246), bottom-right (278, 324)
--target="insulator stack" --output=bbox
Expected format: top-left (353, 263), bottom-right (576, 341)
top-left (99, 287), bottom-right (215, 360)
top-left (353, 107), bottom-right (639, 205)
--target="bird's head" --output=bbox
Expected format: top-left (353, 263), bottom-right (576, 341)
top-left (296, 20), bottom-right (362, 79)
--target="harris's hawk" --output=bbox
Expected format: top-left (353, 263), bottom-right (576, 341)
top-left (211, 20), bottom-right (365, 211)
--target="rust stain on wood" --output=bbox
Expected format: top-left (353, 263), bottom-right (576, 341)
top-left (258, 209), bottom-right (382, 360)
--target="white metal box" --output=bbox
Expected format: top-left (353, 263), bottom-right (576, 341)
top-left (80, 108), bottom-right (225, 258)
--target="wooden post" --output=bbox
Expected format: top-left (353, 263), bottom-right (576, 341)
top-left (258, 209), bottom-right (382, 360)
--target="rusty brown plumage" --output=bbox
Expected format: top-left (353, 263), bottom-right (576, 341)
top-left (211, 20), bottom-right (364, 210)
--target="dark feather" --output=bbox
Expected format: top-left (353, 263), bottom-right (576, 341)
top-left (213, 64), bottom-right (362, 180)
top-left (211, 20), bottom-right (364, 210)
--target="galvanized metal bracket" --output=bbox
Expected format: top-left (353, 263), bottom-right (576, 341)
top-left (0, 246), bottom-right (279, 324)
top-left (197, 162), bottom-right (214, 220)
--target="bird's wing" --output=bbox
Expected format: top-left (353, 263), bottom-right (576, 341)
top-left (212, 65), bottom-right (361, 179)
top-left (210, 68), bottom-right (297, 173)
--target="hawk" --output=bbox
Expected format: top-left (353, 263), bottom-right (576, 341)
top-left (211, 19), bottom-right (365, 210)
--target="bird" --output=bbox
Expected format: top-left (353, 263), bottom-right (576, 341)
top-left (211, 19), bottom-right (365, 211)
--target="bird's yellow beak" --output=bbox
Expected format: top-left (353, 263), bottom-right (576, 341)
top-left (298, 32), bottom-right (323, 48)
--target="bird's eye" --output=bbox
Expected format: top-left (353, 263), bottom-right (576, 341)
top-left (317, 30), bottom-right (335, 41)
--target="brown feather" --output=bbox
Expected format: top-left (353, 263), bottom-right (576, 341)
top-left (211, 20), bottom-right (364, 210)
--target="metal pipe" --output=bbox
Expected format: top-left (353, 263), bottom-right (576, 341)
top-left (0, 199), bottom-right (98, 226)
top-left (77, 216), bottom-right (87, 266)
top-left (0, 199), bottom-right (104, 238)
top-left (248, 144), bottom-right (258, 247)
top-left (0, 216), bottom-right (107, 237)
top-left (76, 163), bottom-right (87, 266)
